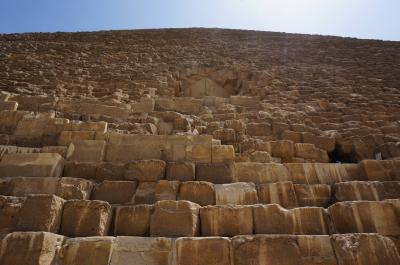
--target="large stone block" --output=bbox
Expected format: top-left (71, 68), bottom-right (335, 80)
top-left (59, 237), bottom-right (114, 265)
top-left (63, 161), bottom-right (98, 180)
top-left (246, 122), bottom-right (272, 136)
top-left (150, 200), bottom-right (201, 237)
top-left (166, 161), bottom-right (195, 181)
top-left (331, 234), bottom-right (400, 265)
top-left (56, 177), bottom-right (93, 200)
top-left (9, 177), bottom-right (59, 196)
top-left (174, 237), bottom-right (231, 265)
top-left (291, 207), bottom-right (330, 235)
top-left (297, 235), bottom-right (338, 265)
top-left (235, 162), bottom-right (290, 183)
top-left (267, 140), bottom-right (295, 160)
top-left (211, 145), bottom-right (235, 163)
top-left (0, 196), bottom-right (25, 233)
top-left (91, 180), bottom-right (137, 204)
top-left (196, 163), bottom-right (234, 183)
top-left (294, 143), bottom-right (329, 162)
top-left (285, 163), bottom-right (317, 184)
top-left (57, 130), bottom-right (96, 146)
top-left (0, 232), bottom-right (65, 265)
top-left (257, 181), bottom-right (299, 208)
top-left (66, 140), bottom-right (106, 162)
top-left (215, 182), bottom-right (258, 205)
top-left (60, 199), bottom-right (112, 237)
top-left (294, 184), bottom-right (332, 207)
top-left (113, 204), bottom-right (154, 236)
top-left (253, 204), bottom-right (294, 234)
top-left (313, 163), bottom-right (349, 184)
top-left (155, 180), bottom-right (179, 201)
top-left (359, 160), bottom-right (392, 181)
top-left (17, 194), bottom-right (65, 233)
top-left (232, 235), bottom-right (302, 265)
top-left (95, 162), bottom-right (126, 181)
top-left (302, 133), bottom-right (336, 152)
top-left (200, 205), bottom-right (253, 236)
top-left (178, 181), bottom-right (216, 206)
top-left (0, 153), bottom-right (64, 178)
top-left (328, 201), bottom-right (400, 236)
top-left (134, 182), bottom-right (157, 204)
top-left (110, 236), bottom-right (174, 265)
top-left (125, 159), bottom-right (166, 182)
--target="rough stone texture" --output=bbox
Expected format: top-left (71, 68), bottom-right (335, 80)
top-left (0, 153), bottom-right (64, 178)
top-left (58, 237), bottom-right (114, 265)
top-left (215, 182), bottom-right (258, 205)
top-left (91, 180), bottom-right (137, 204)
top-left (56, 177), bottom-right (94, 200)
top-left (257, 181), bottom-right (299, 208)
top-left (294, 184), bottom-right (332, 207)
top-left (113, 204), bottom-right (154, 236)
top-left (334, 181), bottom-right (400, 201)
top-left (166, 161), bottom-right (195, 181)
top-left (195, 163), bottom-right (234, 184)
top-left (174, 237), bottom-right (231, 265)
top-left (0, 232), bottom-right (65, 265)
top-left (60, 199), bottom-right (112, 237)
top-left (110, 236), bottom-right (174, 265)
top-left (155, 180), bottom-right (180, 201)
top-left (178, 181), bottom-right (216, 206)
top-left (134, 182), bottom-right (157, 204)
top-left (150, 200), bottom-right (201, 237)
top-left (297, 235), bottom-right (338, 265)
top-left (0, 195), bottom-right (25, 234)
top-left (66, 140), bottom-right (106, 162)
top-left (16, 194), bottom-right (65, 233)
top-left (200, 205), bottom-right (253, 236)
top-left (235, 162), bottom-right (290, 183)
top-left (125, 159), bottom-right (166, 182)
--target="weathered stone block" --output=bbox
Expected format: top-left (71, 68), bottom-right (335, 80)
top-left (95, 162), bottom-right (126, 181)
top-left (285, 163), bottom-right (317, 184)
top-left (212, 145), bottom-right (235, 163)
top-left (66, 140), bottom-right (106, 162)
top-left (235, 162), bottom-right (290, 183)
top-left (0, 232), bottom-right (65, 265)
top-left (110, 236), bottom-right (174, 265)
top-left (294, 184), bottom-right (331, 207)
top-left (297, 235), bottom-right (338, 265)
top-left (178, 181), bottom-right (216, 206)
top-left (253, 204), bottom-right (294, 234)
top-left (60, 199), bottom-right (112, 237)
top-left (246, 122), bottom-right (272, 136)
top-left (0, 196), bottom-right (25, 233)
top-left (150, 200), bottom-right (201, 237)
top-left (0, 153), bottom-right (64, 178)
top-left (200, 205), bottom-right (253, 236)
top-left (175, 237), bottom-right (231, 265)
top-left (134, 182), bottom-right (157, 204)
top-left (63, 161), bottom-right (98, 180)
top-left (291, 207), bottom-right (330, 235)
top-left (294, 143), bottom-right (329, 162)
top-left (313, 163), bottom-right (349, 184)
top-left (56, 177), bottom-right (93, 200)
top-left (125, 159), bottom-right (166, 181)
top-left (166, 161), bottom-right (195, 181)
top-left (155, 180), bottom-right (179, 201)
top-left (359, 160), bottom-right (391, 181)
top-left (57, 130), bottom-right (96, 146)
top-left (257, 181), bottom-right (299, 208)
top-left (113, 204), bottom-right (154, 236)
top-left (196, 163), bottom-right (234, 183)
top-left (215, 182), bottom-right (258, 205)
top-left (10, 177), bottom-right (59, 196)
top-left (91, 180), bottom-right (137, 204)
top-left (17, 194), bottom-right (65, 233)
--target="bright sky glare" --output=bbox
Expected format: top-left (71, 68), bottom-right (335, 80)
top-left (0, 0), bottom-right (399, 41)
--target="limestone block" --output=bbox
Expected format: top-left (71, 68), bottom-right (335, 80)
top-left (60, 200), bottom-right (112, 237)
top-left (215, 182), bottom-right (258, 205)
top-left (235, 162), bottom-right (290, 184)
top-left (313, 163), bottom-right (349, 184)
top-left (196, 163), bottom-right (234, 183)
top-left (291, 207), bottom-right (330, 235)
top-left (95, 162), bottom-right (126, 181)
top-left (282, 130), bottom-right (302, 143)
top-left (328, 201), bottom-right (400, 236)
top-left (213, 128), bottom-right (236, 143)
top-left (267, 140), bottom-right (295, 160)
top-left (331, 234), bottom-right (400, 265)
top-left (200, 205), bottom-right (253, 236)
top-left (91, 180), bottom-right (137, 204)
top-left (178, 181), bottom-right (216, 206)
top-left (232, 235), bottom-right (302, 265)
top-left (113, 204), bottom-right (154, 236)
top-left (134, 182), bottom-right (157, 204)
top-left (17, 194), bottom-right (65, 233)
top-left (285, 163), bottom-right (318, 184)
top-left (253, 204), bottom-right (294, 234)
top-left (212, 145), bottom-right (235, 163)
top-left (359, 159), bottom-right (391, 181)
top-left (57, 130), bottom-right (95, 146)
top-left (297, 235), bottom-right (338, 265)
top-left (0, 196), bottom-right (25, 233)
top-left (132, 97), bottom-right (155, 113)
top-left (294, 143), bottom-right (329, 162)
top-left (302, 132), bottom-right (336, 152)
top-left (125, 159), bottom-right (166, 181)
top-left (150, 200), bottom-right (201, 237)
top-left (63, 161), bottom-right (98, 180)
top-left (257, 181), bottom-right (299, 208)
top-left (341, 163), bottom-right (360, 180)
top-left (66, 140), bottom-right (106, 162)
top-left (59, 237), bottom-right (114, 265)
top-left (246, 122), bottom-right (272, 136)
top-left (155, 180), bottom-right (179, 201)
top-left (174, 237), bottom-right (231, 265)
top-left (72, 120), bottom-right (107, 133)
top-left (56, 177), bottom-right (93, 200)
top-left (166, 161), bottom-right (195, 181)
top-left (334, 181), bottom-right (383, 201)
top-left (0, 153), bottom-right (64, 178)
top-left (0, 232), bottom-right (65, 265)
top-left (0, 101), bottom-right (18, 111)
top-left (0, 110), bottom-right (31, 134)
top-left (41, 145), bottom-right (68, 157)
top-left (230, 95), bottom-right (260, 108)
top-left (110, 236), bottom-right (174, 265)
top-left (10, 177), bottom-right (59, 196)
top-left (294, 184), bottom-right (331, 207)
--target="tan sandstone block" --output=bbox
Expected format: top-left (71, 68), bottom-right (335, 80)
top-left (0, 153), bottom-right (64, 178)
top-left (59, 237), bottom-right (114, 265)
top-left (134, 182), bottom-right (157, 204)
top-left (232, 235), bottom-right (302, 265)
top-left (91, 180), bottom-right (137, 204)
top-left (257, 181), bottom-right (299, 208)
top-left (313, 163), bottom-right (349, 184)
top-left (0, 196), bottom-right (25, 233)
top-left (125, 159), bottom-right (166, 181)
top-left (212, 145), bottom-right (235, 163)
top-left (174, 237), bottom-right (231, 265)
top-left (196, 163), bottom-right (235, 183)
top-left (235, 162), bottom-right (290, 183)
top-left (155, 180), bottom-right (180, 201)
top-left (57, 130), bottom-right (96, 146)
top-left (66, 140), bottom-right (106, 162)
top-left (150, 200), bottom-right (201, 237)
top-left (10, 177), bottom-right (59, 196)
top-left (178, 181), bottom-right (216, 206)
top-left (215, 182), bottom-right (258, 205)
top-left (200, 205), bottom-right (253, 236)
top-left (297, 235), bottom-right (338, 265)
top-left (291, 207), bottom-right (330, 235)
top-left (63, 161), bottom-right (98, 180)
top-left (294, 184), bottom-right (332, 207)
top-left (359, 160), bottom-right (392, 181)
top-left (17, 194), bottom-right (65, 233)
top-left (166, 161), bottom-right (195, 181)
top-left (294, 143), bottom-right (329, 162)
top-left (331, 233), bottom-right (400, 265)
top-left (56, 177), bottom-right (93, 200)
top-left (253, 204), bottom-right (294, 234)
top-left (113, 204), bottom-right (154, 236)
top-left (285, 163), bottom-right (318, 184)
top-left (0, 232), bottom-right (65, 265)
top-left (60, 199), bottom-right (112, 237)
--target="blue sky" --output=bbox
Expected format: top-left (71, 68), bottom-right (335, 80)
top-left (1, 0), bottom-right (399, 41)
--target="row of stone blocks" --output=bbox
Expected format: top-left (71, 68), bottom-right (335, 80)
top-left (2, 196), bottom-right (399, 238)
top-left (1, 232), bottom-right (399, 265)
top-left (1, 176), bottom-right (399, 206)
top-left (1, 152), bottom-right (399, 184)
